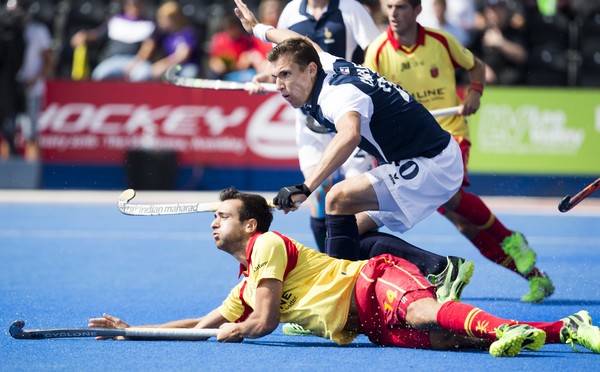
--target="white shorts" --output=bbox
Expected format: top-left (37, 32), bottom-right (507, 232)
top-left (365, 139), bottom-right (463, 233)
top-left (296, 110), bottom-right (375, 179)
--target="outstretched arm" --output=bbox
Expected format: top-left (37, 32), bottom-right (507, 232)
top-left (233, 0), bottom-right (323, 53)
top-left (88, 311), bottom-right (228, 340)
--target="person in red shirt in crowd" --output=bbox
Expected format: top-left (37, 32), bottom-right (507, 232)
top-left (208, 10), bottom-right (274, 82)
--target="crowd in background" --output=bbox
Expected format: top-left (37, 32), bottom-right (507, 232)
top-left (1, 0), bottom-right (600, 160)
top-left (7, 0), bottom-right (600, 86)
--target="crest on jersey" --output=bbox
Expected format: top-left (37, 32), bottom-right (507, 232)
top-left (340, 67), bottom-right (350, 75)
top-left (430, 65), bottom-right (439, 78)
top-left (324, 26), bottom-right (334, 44)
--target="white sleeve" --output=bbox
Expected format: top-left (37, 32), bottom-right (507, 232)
top-left (319, 83), bottom-right (374, 127)
top-left (343, 0), bottom-right (381, 48)
top-left (38, 24), bottom-right (53, 50)
top-left (318, 52), bottom-right (339, 73)
top-left (277, 0), bottom-right (298, 29)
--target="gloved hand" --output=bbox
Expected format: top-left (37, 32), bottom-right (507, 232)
top-left (273, 184), bottom-right (311, 209)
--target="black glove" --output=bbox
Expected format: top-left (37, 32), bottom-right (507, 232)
top-left (273, 184), bottom-right (311, 208)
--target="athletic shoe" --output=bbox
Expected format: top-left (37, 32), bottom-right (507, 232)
top-left (489, 324), bottom-right (546, 357)
top-left (560, 310), bottom-right (600, 353)
top-left (282, 323), bottom-right (312, 336)
top-left (521, 272), bottom-right (555, 303)
top-left (429, 256), bottom-right (475, 303)
top-left (501, 231), bottom-right (536, 276)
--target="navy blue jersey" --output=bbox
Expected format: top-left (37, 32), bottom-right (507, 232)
top-left (301, 53), bottom-right (451, 164)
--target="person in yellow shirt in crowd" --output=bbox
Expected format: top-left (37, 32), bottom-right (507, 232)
top-left (363, 0), bottom-right (553, 302)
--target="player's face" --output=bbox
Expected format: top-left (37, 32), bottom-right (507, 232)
top-left (270, 55), bottom-right (316, 108)
top-left (386, 0), bottom-right (420, 35)
top-left (211, 199), bottom-right (247, 254)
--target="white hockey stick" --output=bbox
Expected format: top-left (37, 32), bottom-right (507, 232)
top-left (118, 189), bottom-right (222, 216)
top-left (163, 66), bottom-right (277, 92)
top-left (9, 320), bottom-right (218, 340)
top-left (429, 106), bottom-right (461, 118)
top-left (118, 189), bottom-right (277, 216)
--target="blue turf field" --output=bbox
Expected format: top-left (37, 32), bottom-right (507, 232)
top-left (1, 191), bottom-right (599, 371)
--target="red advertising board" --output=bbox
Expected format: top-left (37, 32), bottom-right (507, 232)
top-left (39, 81), bottom-right (299, 168)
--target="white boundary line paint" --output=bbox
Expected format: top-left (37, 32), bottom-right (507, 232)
top-left (0, 190), bottom-right (599, 215)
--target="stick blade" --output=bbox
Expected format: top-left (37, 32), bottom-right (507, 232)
top-left (118, 189), bottom-right (136, 204)
top-left (9, 320), bottom-right (28, 339)
top-left (162, 65), bottom-right (182, 83)
top-left (558, 195), bottom-right (572, 213)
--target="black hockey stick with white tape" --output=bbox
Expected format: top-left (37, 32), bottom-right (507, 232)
top-left (163, 65), bottom-right (278, 92)
top-left (558, 177), bottom-right (600, 212)
top-left (118, 189), bottom-right (278, 216)
top-left (9, 320), bottom-right (219, 340)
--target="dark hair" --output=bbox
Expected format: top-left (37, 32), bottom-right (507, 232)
top-left (219, 187), bottom-right (273, 233)
top-left (267, 37), bottom-right (323, 73)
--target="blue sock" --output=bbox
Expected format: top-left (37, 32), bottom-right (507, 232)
top-left (325, 214), bottom-right (359, 260)
top-left (310, 217), bottom-right (326, 253)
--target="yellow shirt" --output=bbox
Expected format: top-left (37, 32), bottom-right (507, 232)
top-left (218, 231), bottom-right (367, 345)
top-left (364, 24), bottom-right (473, 139)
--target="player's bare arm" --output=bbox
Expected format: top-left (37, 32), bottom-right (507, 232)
top-left (302, 111), bottom-right (363, 197)
top-left (88, 310), bottom-right (227, 340)
top-left (461, 57), bottom-right (487, 116)
top-left (217, 278), bottom-right (282, 342)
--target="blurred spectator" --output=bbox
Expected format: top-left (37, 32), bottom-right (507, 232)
top-left (207, 13), bottom-right (267, 82)
top-left (470, 0), bottom-right (527, 85)
top-left (258, 0), bottom-right (281, 27)
top-left (18, 0), bottom-right (53, 161)
top-left (569, 0), bottom-right (600, 17)
top-left (429, 0), bottom-right (471, 46)
top-left (361, 0), bottom-right (388, 30)
top-left (127, 0), bottom-right (200, 81)
top-left (253, 0), bottom-right (282, 62)
top-left (70, 0), bottom-right (155, 81)
top-left (0, 0), bottom-right (26, 159)
top-left (419, 0), bottom-right (476, 46)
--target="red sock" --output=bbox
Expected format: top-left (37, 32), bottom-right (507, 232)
top-left (454, 191), bottom-right (512, 241)
top-left (436, 301), bottom-right (517, 341)
top-left (471, 230), bottom-right (523, 276)
top-left (523, 321), bottom-right (564, 344)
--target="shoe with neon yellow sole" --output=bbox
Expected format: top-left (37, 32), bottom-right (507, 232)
top-left (282, 323), bottom-right (312, 336)
top-left (489, 324), bottom-right (546, 357)
top-left (501, 232), bottom-right (536, 276)
top-left (560, 310), bottom-right (600, 353)
top-left (429, 256), bottom-right (474, 303)
top-left (521, 272), bottom-right (554, 303)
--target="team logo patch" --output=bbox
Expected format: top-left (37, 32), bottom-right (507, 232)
top-left (340, 67), bottom-right (350, 75)
top-left (430, 66), bottom-right (439, 78)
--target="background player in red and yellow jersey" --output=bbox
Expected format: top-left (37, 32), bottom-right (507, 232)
top-left (363, 0), bottom-right (554, 303)
top-left (87, 187), bottom-right (599, 356)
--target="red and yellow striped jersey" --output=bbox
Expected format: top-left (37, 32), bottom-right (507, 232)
top-left (364, 24), bottom-right (473, 139)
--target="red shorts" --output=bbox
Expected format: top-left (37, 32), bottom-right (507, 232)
top-left (354, 254), bottom-right (436, 348)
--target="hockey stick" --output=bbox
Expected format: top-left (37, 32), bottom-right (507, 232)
top-left (9, 320), bottom-right (219, 340)
top-left (558, 177), bottom-right (600, 212)
top-left (118, 189), bottom-right (278, 216)
top-left (163, 65), bottom-right (277, 92)
top-left (430, 106), bottom-right (461, 118)
top-left (118, 189), bottom-right (221, 216)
